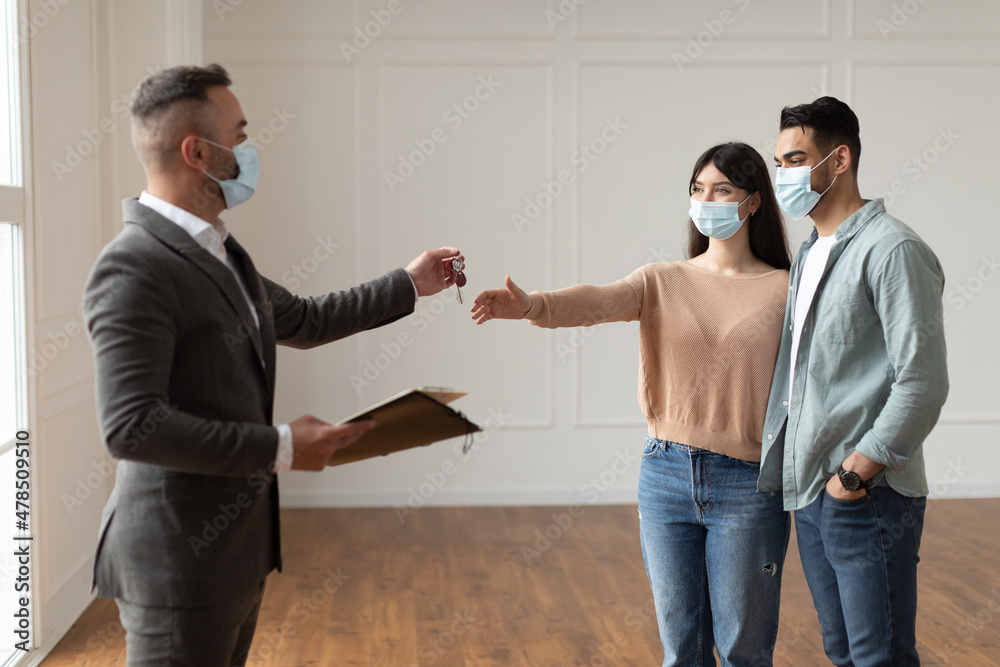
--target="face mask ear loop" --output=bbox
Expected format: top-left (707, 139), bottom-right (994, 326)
top-left (737, 192), bottom-right (753, 223)
top-left (816, 147), bottom-right (841, 197)
top-left (801, 149), bottom-right (839, 214)
top-left (199, 137), bottom-right (234, 153)
top-left (200, 137), bottom-right (232, 187)
top-left (817, 172), bottom-right (838, 198)
top-left (813, 147), bottom-right (837, 170)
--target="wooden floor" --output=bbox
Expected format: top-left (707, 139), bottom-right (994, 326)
top-left (41, 499), bottom-right (1000, 666)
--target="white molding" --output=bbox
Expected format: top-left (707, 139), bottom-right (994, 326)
top-left (34, 305), bottom-right (80, 324)
top-left (37, 377), bottom-right (93, 420)
top-left (937, 417), bottom-right (1000, 425)
top-left (847, 0), bottom-right (1000, 40)
top-left (928, 482), bottom-right (1000, 499)
top-left (572, 417), bottom-right (1000, 428)
top-left (18, 584), bottom-right (96, 666)
top-left (372, 60), bottom-right (558, 430)
top-left (0, 184), bottom-right (24, 220)
top-left (16, 0), bottom-right (40, 658)
top-left (204, 36), bottom-right (358, 65)
top-left (574, 0), bottom-right (831, 41)
top-left (568, 58), bottom-right (829, 429)
top-left (281, 487), bottom-right (640, 509)
top-left (165, 0), bottom-right (203, 66)
top-left (282, 482), bottom-right (1000, 508)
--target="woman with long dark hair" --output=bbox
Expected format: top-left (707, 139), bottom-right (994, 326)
top-left (471, 142), bottom-right (792, 666)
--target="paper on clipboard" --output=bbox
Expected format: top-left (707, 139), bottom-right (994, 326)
top-left (325, 387), bottom-right (481, 467)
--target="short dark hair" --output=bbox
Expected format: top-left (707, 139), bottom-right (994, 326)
top-left (129, 64), bottom-right (232, 169)
top-left (686, 142), bottom-right (791, 271)
top-left (130, 63), bottom-right (231, 121)
top-left (779, 96), bottom-right (861, 175)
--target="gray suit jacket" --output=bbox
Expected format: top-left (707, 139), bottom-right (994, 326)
top-left (83, 198), bottom-right (415, 607)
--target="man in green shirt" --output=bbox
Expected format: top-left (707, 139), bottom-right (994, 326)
top-left (759, 96), bottom-right (949, 666)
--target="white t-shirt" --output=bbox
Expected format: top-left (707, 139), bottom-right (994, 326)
top-left (789, 235), bottom-right (837, 409)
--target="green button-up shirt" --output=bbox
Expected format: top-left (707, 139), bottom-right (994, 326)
top-left (758, 199), bottom-right (949, 510)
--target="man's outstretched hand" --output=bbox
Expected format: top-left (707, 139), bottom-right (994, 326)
top-left (289, 414), bottom-right (376, 471)
top-left (404, 247), bottom-right (464, 297)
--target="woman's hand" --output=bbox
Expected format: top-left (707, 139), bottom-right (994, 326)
top-left (470, 275), bottom-right (531, 324)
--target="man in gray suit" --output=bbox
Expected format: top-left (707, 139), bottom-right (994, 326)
top-left (83, 64), bottom-right (463, 665)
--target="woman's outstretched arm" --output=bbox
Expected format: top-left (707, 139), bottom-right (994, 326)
top-left (470, 270), bottom-right (644, 328)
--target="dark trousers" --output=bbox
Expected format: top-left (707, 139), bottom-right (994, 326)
top-left (115, 580), bottom-right (265, 666)
top-left (795, 479), bottom-right (925, 666)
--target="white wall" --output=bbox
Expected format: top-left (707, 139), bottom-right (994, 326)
top-left (201, 0), bottom-right (1000, 509)
top-left (20, 0), bottom-right (992, 659)
top-left (23, 0), bottom-right (199, 657)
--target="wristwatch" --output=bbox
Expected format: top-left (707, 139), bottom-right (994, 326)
top-left (838, 465), bottom-right (874, 492)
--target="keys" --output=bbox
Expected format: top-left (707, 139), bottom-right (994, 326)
top-left (451, 258), bottom-right (467, 304)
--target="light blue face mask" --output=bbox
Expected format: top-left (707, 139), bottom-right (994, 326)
top-left (688, 193), bottom-right (752, 240)
top-left (774, 148), bottom-right (837, 220)
top-left (201, 137), bottom-right (259, 209)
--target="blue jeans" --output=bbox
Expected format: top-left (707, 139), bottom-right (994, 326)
top-left (638, 436), bottom-right (791, 667)
top-left (794, 479), bottom-right (925, 666)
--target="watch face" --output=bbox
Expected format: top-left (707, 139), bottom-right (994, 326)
top-left (840, 470), bottom-right (862, 491)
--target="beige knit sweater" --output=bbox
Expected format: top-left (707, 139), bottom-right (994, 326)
top-left (524, 261), bottom-right (789, 461)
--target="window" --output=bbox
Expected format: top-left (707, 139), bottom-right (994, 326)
top-left (0, 0), bottom-right (21, 188)
top-left (0, 0), bottom-right (29, 661)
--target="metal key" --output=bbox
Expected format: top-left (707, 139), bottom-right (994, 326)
top-left (451, 258), bottom-right (466, 304)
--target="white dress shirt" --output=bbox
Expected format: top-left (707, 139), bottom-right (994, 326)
top-left (137, 192), bottom-right (294, 472)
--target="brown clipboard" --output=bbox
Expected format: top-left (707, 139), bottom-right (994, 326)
top-left (325, 387), bottom-right (482, 467)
